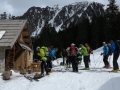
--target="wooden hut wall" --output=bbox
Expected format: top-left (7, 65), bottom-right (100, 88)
top-left (14, 50), bottom-right (33, 71)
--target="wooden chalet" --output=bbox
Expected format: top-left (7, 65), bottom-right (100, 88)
top-left (0, 20), bottom-right (34, 73)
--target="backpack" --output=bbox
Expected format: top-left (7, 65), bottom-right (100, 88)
top-left (107, 44), bottom-right (112, 55)
top-left (115, 42), bottom-right (120, 53)
top-left (43, 47), bottom-right (49, 57)
top-left (86, 46), bottom-right (91, 53)
top-left (70, 46), bottom-right (78, 56)
top-left (39, 48), bottom-right (45, 57)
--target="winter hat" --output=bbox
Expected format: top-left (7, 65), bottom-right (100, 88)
top-left (66, 47), bottom-right (70, 51)
top-left (71, 43), bottom-right (75, 46)
top-left (85, 43), bottom-right (89, 46)
top-left (116, 40), bottom-right (120, 42)
top-left (78, 48), bottom-right (81, 51)
top-left (103, 42), bottom-right (106, 45)
top-left (79, 44), bottom-right (83, 47)
top-left (36, 46), bottom-right (40, 51)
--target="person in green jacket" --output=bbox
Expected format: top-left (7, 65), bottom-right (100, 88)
top-left (77, 48), bottom-right (82, 65)
top-left (37, 46), bottom-right (50, 76)
top-left (79, 44), bottom-right (89, 70)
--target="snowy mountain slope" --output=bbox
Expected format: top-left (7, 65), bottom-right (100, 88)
top-left (19, 1), bottom-right (104, 37)
top-left (1, 47), bottom-right (120, 90)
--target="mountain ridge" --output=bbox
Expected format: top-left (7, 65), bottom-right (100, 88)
top-left (19, 1), bottom-right (104, 37)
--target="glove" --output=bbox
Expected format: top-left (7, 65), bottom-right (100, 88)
top-left (54, 56), bottom-right (56, 59)
top-left (100, 53), bottom-right (103, 55)
top-left (52, 56), bottom-right (56, 61)
top-left (109, 53), bottom-right (112, 56)
top-left (91, 52), bottom-right (93, 54)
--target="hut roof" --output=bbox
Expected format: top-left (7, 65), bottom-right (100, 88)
top-left (0, 20), bottom-right (28, 49)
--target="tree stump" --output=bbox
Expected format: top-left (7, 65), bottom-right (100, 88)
top-left (20, 69), bottom-right (26, 74)
top-left (2, 71), bottom-right (11, 80)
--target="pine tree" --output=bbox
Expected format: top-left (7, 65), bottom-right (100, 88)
top-left (105, 0), bottom-right (119, 41)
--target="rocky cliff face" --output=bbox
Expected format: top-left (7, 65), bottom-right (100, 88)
top-left (19, 1), bottom-right (104, 37)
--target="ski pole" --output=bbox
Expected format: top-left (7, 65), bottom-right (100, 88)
top-left (92, 53), bottom-right (96, 64)
top-left (93, 55), bottom-right (101, 68)
top-left (97, 56), bottom-right (103, 69)
top-left (108, 55), bottom-right (111, 66)
top-left (56, 60), bottom-right (62, 71)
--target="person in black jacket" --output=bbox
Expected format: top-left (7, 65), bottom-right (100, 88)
top-left (111, 40), bottom-right (120, 72)
top-left (61, 48), bottom-right (67, 65)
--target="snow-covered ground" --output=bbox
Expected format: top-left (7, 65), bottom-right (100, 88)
top-left (1, 47), bottom-right (120, 90)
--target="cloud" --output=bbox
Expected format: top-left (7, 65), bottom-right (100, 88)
top-left (0, 1), bottom-right (13, 15)
top-left (0, 0), bottom-right (119, 16)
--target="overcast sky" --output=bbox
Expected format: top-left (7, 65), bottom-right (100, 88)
top-left (0, 0), bottom-right (120, 16)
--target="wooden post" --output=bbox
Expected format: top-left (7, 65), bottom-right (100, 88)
top-left (0, 47), bottom-right (5, 73)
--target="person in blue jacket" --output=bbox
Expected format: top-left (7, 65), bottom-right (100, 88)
top-left (101, 42), bottom-right (110, 68)
top-left (47, 47), bottom-right (58, 72)
top-left (111, 40), bottom-right (120, 72)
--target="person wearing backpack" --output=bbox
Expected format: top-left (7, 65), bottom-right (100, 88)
top-left (37, 46), bottom-right (50, 76)
top-left (69, 43), bottom-right (78, 72)
top-left (101, 42), bottom-right (110, 68)
top-left (109, 40), bottom-right (116, 55)
top-left (79, 44), bottom-right (89, 70)
top-left (107, 43), bottom-right (112, 56)
top-left (111, 40), bottom-right (120, 72)
top-left (85, 43), bottom-right (92, 64)
top-left (48, 47), bottom-right (58, 72)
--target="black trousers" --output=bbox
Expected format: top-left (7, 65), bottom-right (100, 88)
top-left (47, 58), bottom-right (52, 72)
top-left (113, 53), bottom-right (119, 70)
top-left (41, 60), bottom-right (48, 73)
top-left (70, 56), bottom-right (78, 71)
top-left (83, 56), bottom-right (89, 68)
top-left (63, 57), bottom-right (66, 65)
top-left (66, 56), bottom-right (71, 66)
top-left (103, 55), bottom-right (109, 66)
top-left (88, 55), bottom-right (91, 62)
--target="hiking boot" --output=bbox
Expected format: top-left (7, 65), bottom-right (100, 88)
top-left (103, 65), bottom-right (110, 68)
top-left (103, 65), bottom-right (107, 68)
top-left (84, 68), bottom-right (90, 70)
top-left (117, 69), bottom-right (120, 71)
top-left (46, 72), bottom-right (50, 75)
top-left (79, 61), bottom-right (82, 65)
top-left (40, 72), bottom-right (44, 76)
top-left (111, 70), bottom-right (118, 72)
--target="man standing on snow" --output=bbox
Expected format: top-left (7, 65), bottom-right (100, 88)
top-left (48, 47), bottom-right (58, 72)
top-left (69, 43), bottom-right (78, 72)
top-left (66, 47), bottom-right (71, 68)
top-left (101, 42), bottom-right (110, 68)
top-left (85, 43), bottom-right (92, 64)
top-left (61, 48), bottom-right (67, 65)
top-left (111, 40), bottom-right (120, 72)
top-left (37, 46), bottom-right (50, 76)
top-left (79, 44), bottom-right (89, 70)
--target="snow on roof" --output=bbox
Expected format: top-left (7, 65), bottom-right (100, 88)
top-left (19, 43), bottom-right (32, 52)
top-left (0, 31), bottom-right (6, 39)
